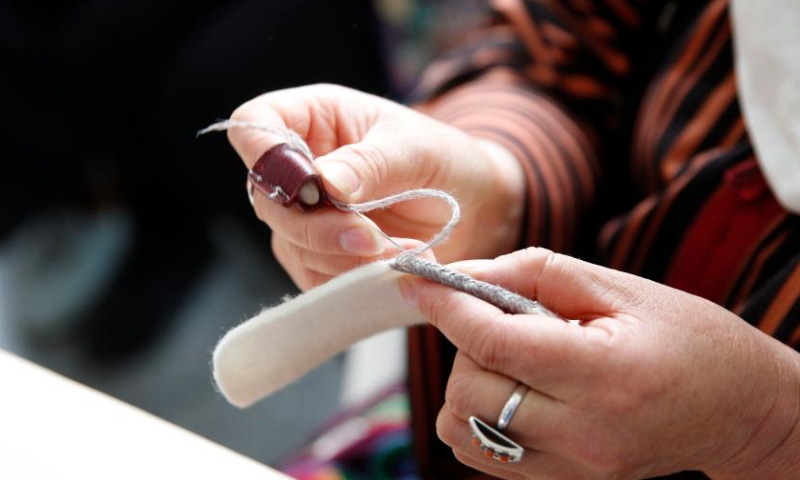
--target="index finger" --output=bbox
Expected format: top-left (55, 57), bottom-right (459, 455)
top-left (226, 85), bottom-right (350, 169)
top-left (227, 93), bottom-right (309, 170)
top-left (398, 276), bottom-right (593, 390)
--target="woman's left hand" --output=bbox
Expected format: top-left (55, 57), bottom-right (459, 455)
top-left (398, 247), bottom-right (800, 480)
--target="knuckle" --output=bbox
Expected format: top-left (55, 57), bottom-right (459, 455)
top-left (585, 449), bottom-right (632, 480)
top-left (304, 269), bottom-right (331, 290)
top-left (253, 203), bottom-right (270, 224)
top-left (434, 409), bottom-right (459, 447)
top-left (272, 236), bottom-right (323, 287)
top-left (271, 241), bottom-right (284, 268)
top-left (304, 214), bottom-right (350, 255)
top-left (301, 218), bottom-right (316, 251)
top-left (451, 449), bottom-right (469, 464)
top-left (272, 238), bottom-right (305, 288)
top-left (450, 451), bottom-right (479, 473)
top-left (252, 196), bottom-right (282, 228)
top-left (292, 244), bottom-right (318, 273)
top-left (591, 274), bottom-right (645, 312)
top-left (444, 373), bottom-right (476, 420)
top-left (294, 273), bottom-right (312, 292)
top-left (504, 247), bottom-right (555, 298)
top-left (299, 215), bottom-right (335, 254)
top-left (469, 316), bottom-right (511, 372)
top-left (271, 236), bottom-right (292, 267)
top-left (297, 271), bottom-right (317, 292)
top-left (518, 245), bottom-right (552, 264)
top-left (422, 292), bottom-right (452, 328)
top-left (347, 142), bottom-right (390, 186)
top-left (536, 248), bottom-right (561, 283)
top-left (611, 378), bottom-right (664, 419)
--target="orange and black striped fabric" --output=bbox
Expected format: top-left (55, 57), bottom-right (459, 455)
top-left (408, 1), bottom-right (800, 479)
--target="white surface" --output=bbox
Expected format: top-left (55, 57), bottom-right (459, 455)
top-left (213, 261), bottom-right (425, 408)
top-left (340, 328), bottom-right (407, 407)
top-left (733, 0), bottom-right (800, 213)
top-left (0, 349), bottom-right (287, 480)
top-left (0, 216), bottom-right (344, 466)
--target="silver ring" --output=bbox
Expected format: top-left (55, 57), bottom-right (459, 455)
top-left (469, 416), bottom-right (524, 463)
top-left (497, 384), bottom-right (529, 431)
top-left (247, 177), bottom-right (256, 206)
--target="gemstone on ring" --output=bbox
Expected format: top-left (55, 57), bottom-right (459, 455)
top-left (469, 416), bottom-right (524, 463)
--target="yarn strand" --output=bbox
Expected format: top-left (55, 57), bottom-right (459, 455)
top-left (201, 120), bottom-right (562, 318)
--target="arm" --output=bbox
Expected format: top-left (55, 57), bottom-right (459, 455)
top-left (413, 0), bottom-right (664, 251)
top-left (407, 3), bottom-right (664, 475)
top-left (708, 252), bottom-right (800, 478)
top-left (708, 342), bottom-right (800, 479)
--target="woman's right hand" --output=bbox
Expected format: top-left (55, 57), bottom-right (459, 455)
top-left (227, 84), bottom-right (527, 290)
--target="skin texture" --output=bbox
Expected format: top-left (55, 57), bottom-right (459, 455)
top-left (228, 86), bottom-right (800, 478)
top-left (398, 248), bottom-right (800, 480)
top-left (227, 84), bottom-right (526, 291)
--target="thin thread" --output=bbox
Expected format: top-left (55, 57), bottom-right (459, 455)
top-left (330, 190), bottom-right (459, 258)
top-left (268, 186), bottom-right (288, 201)
top-left (201, 120), bottom-right (561, 317)
top-left (199, 119), bottom-right (314, 160)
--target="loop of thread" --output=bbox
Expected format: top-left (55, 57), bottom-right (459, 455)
top-left (330, 190), bottom-right (459, 258)
top-left (200, 120), bottom-right (561, 317)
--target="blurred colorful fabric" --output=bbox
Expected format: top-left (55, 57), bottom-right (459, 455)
top-left (282, 386), bottom-right (418, 480)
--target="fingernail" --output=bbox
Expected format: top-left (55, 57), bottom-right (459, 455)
top-left (340, 227), bottom-right (385, 255)
top-left (320, 162), bottom-right (360, 198)
top-left (397, 278), bottom-right (418, 308)
top-left (451, 259), bottom-right (493, 275)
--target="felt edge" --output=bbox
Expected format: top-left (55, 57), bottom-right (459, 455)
top-left (212, 261), bottom-right (425, 408)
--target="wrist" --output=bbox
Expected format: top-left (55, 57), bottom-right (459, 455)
top-left (474, 138), bottom-right (527, 256)
top-left (707, 335), bottom-right (800, 480)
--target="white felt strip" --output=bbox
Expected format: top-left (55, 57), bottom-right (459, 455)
top-left (212, 261), bottom-right (425, 408)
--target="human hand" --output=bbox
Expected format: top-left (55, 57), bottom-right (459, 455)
top-left (398, 247), bottom-right (800, 480)
top-left (227, 84), bottom-right (526, 290)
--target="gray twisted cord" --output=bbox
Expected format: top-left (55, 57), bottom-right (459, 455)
top-left (392, 255), bottom-right (557, 316)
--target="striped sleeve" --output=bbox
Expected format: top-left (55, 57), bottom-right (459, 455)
top-left (408, 4), bottom-right (663, 480)
top-left (414, 0), bottom-right (660, 251)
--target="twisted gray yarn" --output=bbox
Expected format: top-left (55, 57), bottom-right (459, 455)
top-left (391, 256), bottom-right (557, 316)
top-left (201, 119), bottom-right (560, 318)
top-left (332, 192), bottom-right (554, 316)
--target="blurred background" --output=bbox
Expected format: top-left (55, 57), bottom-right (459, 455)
top-left (0, 0), bottom-right (482, 471)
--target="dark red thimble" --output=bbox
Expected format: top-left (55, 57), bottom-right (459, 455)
top-left (247, 143), bottom-right (327, 212)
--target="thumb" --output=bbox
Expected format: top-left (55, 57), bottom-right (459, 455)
top-left (315, 125), bottom-right (429, 203)
top-left (452, 247), bottom-right (646, 319)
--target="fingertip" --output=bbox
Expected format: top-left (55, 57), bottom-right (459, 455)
top-left (447, 259), bottom-right (494, 275)
top-left (224, 109), bottom-right (291, 170)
